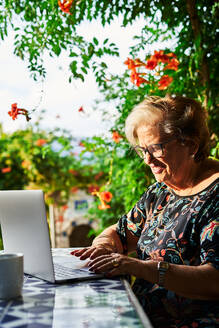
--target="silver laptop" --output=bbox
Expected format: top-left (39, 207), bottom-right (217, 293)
top-left (0, 190), bottom-right (104, 283)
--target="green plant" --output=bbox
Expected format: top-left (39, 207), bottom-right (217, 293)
top-left (0, 1), bottom-right (218, 238)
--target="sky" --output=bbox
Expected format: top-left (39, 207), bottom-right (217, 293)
top-left (0, 16), bottom-right (173, 139)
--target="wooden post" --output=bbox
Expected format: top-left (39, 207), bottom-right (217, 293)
top-left (49, 204), bottom-right (56, 248)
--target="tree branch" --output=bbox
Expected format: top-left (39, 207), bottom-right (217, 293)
top-left (186, 0), bottom-right (209, 107)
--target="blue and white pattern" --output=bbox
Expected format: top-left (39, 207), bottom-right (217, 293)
top-left (0, 249), bottom-right (151, 328)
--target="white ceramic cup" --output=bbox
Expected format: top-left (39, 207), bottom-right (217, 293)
top-left (0, 253), bottom-right (24, 300)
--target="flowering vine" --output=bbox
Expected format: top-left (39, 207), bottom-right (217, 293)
top-left (124, 50), bottom-right (179, 89)
top-left (58, 0), bottom-right (74, 14)
top-left (112, 131), bottom-right (123, 143)
top-left (36, 139), bottom-right (47, 147)
top-left (92, 190), bottom-right (113, 210)
top-left (8, 103), bottom-right (31, 121)
top-left (78, 106), bottom-right (84, 112)
top-left (158, 75), bottom-right (173, 90)
top-left (8, 77), bottom-right (44, 122)
top-left (88, 185), bottom-right (100, 193)
top-left (1, 167), bottom-right (11, 174)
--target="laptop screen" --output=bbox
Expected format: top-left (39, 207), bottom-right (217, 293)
top-left (0, 190), bottom-right (55, 282)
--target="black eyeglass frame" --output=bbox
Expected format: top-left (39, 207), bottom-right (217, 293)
top-left (133, 139), bottom-right (174, 159)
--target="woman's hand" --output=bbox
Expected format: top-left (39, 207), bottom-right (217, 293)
top-left (71, 245), bottom-right (115, 260)
top-left (88, 253), bottom-right (140, 277)
top-left (71, 224), bottom-right (124, 260)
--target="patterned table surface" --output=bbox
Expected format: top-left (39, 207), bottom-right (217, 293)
top-left (0, 249), bottom-right (152, 328)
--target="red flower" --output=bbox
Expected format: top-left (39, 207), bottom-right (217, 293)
top-left (112, 131), bottom-right (122, 143)
top-left (100, 191), bottom-right (113, 203)
top-left (71, 186), bottom-right (79, 193)
top-left (78, 106), bottom-right (84, 112)
top-left (158, 75), bottom-right (173, 90)
top-left (134, 58), bottom-right (145, 66)
top-left (164, 58), bottom-right (179, 71)
top-left (94, 172), bottom-right (104, 180)
top-left (130, 69), bottom-right (138, 83)
top-left (58, 0), bottom-right (74, 14)
top-left (124, 58), bottom-right (144, 69)
top-left (124, 58), bottom-right (135, 69)
top-left (125, 51), bottom-right (179, 89)
top-left (8, 103), bottom-right (31, 121)
top-left (79, 141), bottom-right (85, 147)
top-left (130, 70), bottom-right (149, 87)
top-left (36, 139), bottom-right (47, 146)
top-left (145, 58), bottom-right (158, 70)
top-left (125, 58), bottom-right (149, 87)
top-left (88, 185), bottom-right (100, 193)
top-left (92, 190), bottom-right (112, 210)
top-left (8, 103), bottom-right (18, 120)
top-left (21, 160), bottom-right (31, 169)
top-left (1, 167), bottom-right (11, 173)
top-left (151, 50), bottom-right (177, 65)
top-left (152, 50), bottom-right (169, 63)
top-left (135, 75), bottom-right (149, 87)
top-left (69, 169), bottom-right (79, 176)
top-left (166, 52), bottom-right (177, 58)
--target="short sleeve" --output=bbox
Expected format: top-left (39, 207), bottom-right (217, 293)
top-left (199, 192), bottom-right (219, 270)
top-left (116, 192), bottom-right (146, 252)
top-left (116, 183), bottom-right (161, 252)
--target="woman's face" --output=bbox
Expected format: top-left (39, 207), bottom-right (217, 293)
top-left (136, 123), bottom-right (194, 189)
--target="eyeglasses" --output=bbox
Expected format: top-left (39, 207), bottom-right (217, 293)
top-left (133, 140), bottom-right (173, 159)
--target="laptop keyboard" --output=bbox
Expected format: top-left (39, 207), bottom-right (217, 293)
top-left (54, 263), bottom-right (90, 279)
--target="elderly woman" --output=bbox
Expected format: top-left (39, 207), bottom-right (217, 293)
top-left (72, 95), bottom-right (219, 327)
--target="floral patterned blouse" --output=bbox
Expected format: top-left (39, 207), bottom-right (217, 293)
top-left (116, 178), bottom-right (219, 328)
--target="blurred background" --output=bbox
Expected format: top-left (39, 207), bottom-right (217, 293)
top-left (0, 1), bottom-right (218, 249)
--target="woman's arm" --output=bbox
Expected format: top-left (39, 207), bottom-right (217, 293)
top-left (72, 224), bottom-right (139, 260)
top-left (163, 261), bottom-right (219, 299)
top-left (88, 254), bottom-right (219, 300)
top-left (133, 259), bottom-right (219, 300)
top-left (72, 191), bottom-right (147, 260)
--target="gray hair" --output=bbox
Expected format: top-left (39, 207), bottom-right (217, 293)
top-left (125, 95), bottom-right (210, 162)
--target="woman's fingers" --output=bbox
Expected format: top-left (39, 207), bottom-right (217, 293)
top-left (71, 247), bottom-right (89, 256)
top-left (89, 246), bottom-right (111, 259)
top-left (70, 247), bottom-right (93, 259)
top-left (88, 254), bottom-right (122, 275)
top-left (70, 248), bottom-right (86, 256)
top-left (71, 246), bottom-right (112, 260)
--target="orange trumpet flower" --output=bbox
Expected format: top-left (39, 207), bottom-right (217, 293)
top-left (58, 0), bottom-right (74, 14)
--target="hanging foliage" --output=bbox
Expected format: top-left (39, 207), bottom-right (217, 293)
top-left (0, 0), bottom-right (218, 236)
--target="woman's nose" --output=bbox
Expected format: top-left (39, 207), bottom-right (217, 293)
top-left (143, 151), bottom-right (154, 165)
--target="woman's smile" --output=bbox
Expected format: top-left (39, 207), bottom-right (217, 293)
top-left (150, 164), bottom-right (165, 175)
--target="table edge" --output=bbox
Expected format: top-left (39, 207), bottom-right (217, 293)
top-left (121, 278), bottom-right (153, 328)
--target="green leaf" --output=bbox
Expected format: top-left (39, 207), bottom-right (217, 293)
top-left (70, 60), bottom-right (77, 73)
top-left (103, 38), bottom-right (109, 45)
top-left (93, 37), bottom-right (99, 45)
top-left (81, 67), bottom-right (88, 74)
top-left (69, 52), bottom-right (78, 57)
